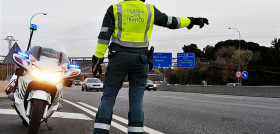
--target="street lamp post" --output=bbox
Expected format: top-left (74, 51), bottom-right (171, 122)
top-left (27, 13), bottom-right (46, 51)
top-left (29, 13), bottom-right (47, 27)
top-left (229, 27), bottom-right (241, 83)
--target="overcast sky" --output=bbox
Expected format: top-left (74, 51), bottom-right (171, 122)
top-left (1, 0), bottom-right (280, 57)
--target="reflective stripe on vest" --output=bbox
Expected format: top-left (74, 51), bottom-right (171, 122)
top-left (100, 27), bottom-right (109, 33)
top-left (111, 38), bottom-right (149, 48)
top-left (144, 4), bottom-right (152, 42)
top-left (98, 39), bottom-right (110, 45)
top-left (166, 16), bottom-right (173, 26)
top-left (128, 126), bottom-right (144, 132)
top-left (112, 2), bottom-right (154, 48)
top-left (175, 17), bottom-right (181, 29)
top-left (116, 4), bottom-right (123, 40)
top-left (94, 123), bottom-right (111, 130)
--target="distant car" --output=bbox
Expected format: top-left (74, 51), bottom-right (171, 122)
top-left (146, 79), bottom-right (157, 91)
top-left (82, 78), bottom-right (103, 92)
top-left (73, 80), bottom-right (82, 86)
top-left (226, 83), bottom-right (242, 86)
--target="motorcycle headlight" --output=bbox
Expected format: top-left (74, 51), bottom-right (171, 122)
top-left (31, 65), bottom-right (62, 84)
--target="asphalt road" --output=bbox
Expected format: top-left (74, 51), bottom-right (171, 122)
top-left (0, 86), bottom-right (280, 134)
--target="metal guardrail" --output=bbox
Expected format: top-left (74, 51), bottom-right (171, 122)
top-left (158, 85), bottom-right (280, 98)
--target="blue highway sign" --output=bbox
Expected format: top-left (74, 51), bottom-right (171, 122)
top-left (153, 53), bottom-right (172, 67)
top-left (177, 53), bottom-right (195, 68)
top-left (242, 71), bottom-right (249, 79)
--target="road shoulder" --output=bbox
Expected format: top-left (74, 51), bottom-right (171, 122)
top-left (0, 93), bottom-right (7, 98)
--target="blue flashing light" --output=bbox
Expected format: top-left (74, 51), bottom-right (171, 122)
top-left (30, 24), bottom-right (38, 30)
top-left (18, 52), bottom-right (29, 58)
top-left (68, 64), bottom-right (80, 69)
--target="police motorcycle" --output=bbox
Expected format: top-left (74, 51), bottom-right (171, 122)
top-left (4, 23), bottom-right (81, 134)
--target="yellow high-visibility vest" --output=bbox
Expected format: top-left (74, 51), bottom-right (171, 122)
top-left (112, 0), bottom-right (155, 48)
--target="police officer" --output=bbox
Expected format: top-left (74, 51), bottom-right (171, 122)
top-left (92, 0), bottom-right (209, 133)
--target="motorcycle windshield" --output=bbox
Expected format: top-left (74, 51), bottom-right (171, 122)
top-left (28, 41), bottom-right (69, 65)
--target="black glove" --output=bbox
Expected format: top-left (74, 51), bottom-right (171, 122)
top-left (187, 17), bottom-right (209, 29)
top-left (92, 55), bottom-right (104, 77)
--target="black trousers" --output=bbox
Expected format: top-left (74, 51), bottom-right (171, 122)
top-left (93, 52), bottom-right (148, 134)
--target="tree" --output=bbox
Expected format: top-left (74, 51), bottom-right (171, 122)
top-left (215, 46), bottom-right (236, 83)
top-left (203, 45), bottom-right (215, 61)
top-left (168, 38), bottom-right (280, 85)
top-left (232, 50), bottom-right (253, 70)
top-left (216, 47), bottom-right (235, 61)
top-left (215, 40), bottom-right (260, 52)
top-left (271, 38), bottom-right (280, 51)
top-left (182, 44), bottom-right (204, 58)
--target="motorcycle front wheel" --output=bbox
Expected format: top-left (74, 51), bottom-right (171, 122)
top-left (28, 99), bottom-right (46, 134)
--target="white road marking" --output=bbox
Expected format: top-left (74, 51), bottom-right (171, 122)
top-left (0, 109), bottom-right (92, 120)
top-left (78, 102), bottom-right (165, 134)
top-left (64, 99), bottom-right (127, 133)
top-left (52, 112), bottom-right (92, 120)
top-left (78, 102), bottom-right (128, 125)
top-left (146, 94), bottom-right (243, 100)
top-left (0, 109), bottom-right (16, 115)
top-left (145, 94), bottom-right (190, 100)
top-left (118, 96), bottom-right (129, 99)
top-left (202, 94), bottom-right (244, 99)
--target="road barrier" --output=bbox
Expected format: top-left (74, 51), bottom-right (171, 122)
top-left (157, 85), bottom-right (280, 98)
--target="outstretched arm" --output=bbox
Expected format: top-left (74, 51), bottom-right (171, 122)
top-left (154, 6), bottom-right (208, 29)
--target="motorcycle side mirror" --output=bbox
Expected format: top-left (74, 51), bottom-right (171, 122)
top-left (13, 52), bottom-right (30, 70)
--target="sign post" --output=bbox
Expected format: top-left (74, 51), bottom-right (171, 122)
top-left (152, 53), bottom-right (172, 84)
top-left (177, 53), bottom-right (195, 85)
top-left (242, 71), bottom-right (248, 79)
top-left (153, 53), bottom-right (172, 68)
top-left (235, 70), bottom-right (242, 78)
top-left (177, 53), bottom-right (195, 68)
